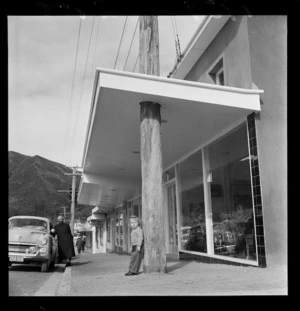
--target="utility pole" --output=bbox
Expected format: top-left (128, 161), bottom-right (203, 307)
top-left (139, 16), bottom-right (167, 273)
top-left (57, 166), bottom-right (81, 235)
top-left (65, 166), bottom-right (81, 235)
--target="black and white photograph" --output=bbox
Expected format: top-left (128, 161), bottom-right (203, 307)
top-left (8, 1), bottom-right (288, 299)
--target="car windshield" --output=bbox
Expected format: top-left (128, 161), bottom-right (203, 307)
top-left (9, 218), bottom-right (48, 232)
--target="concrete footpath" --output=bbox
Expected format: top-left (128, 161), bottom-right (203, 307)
top-left (55, 252), bottom-right (288, 296)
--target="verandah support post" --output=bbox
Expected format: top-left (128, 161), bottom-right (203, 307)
top-left (139, 16), bottom-right (167, 273)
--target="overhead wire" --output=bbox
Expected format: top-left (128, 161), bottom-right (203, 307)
top-left (133, 53), bottom-right (139, 72)
top-left (113, 16), bottom-right (128, 69)
top-left (62, 17), bottom-right (82, 166)
top-left (68, 16), bottom-right (96, 165)
top-left (91, 16), bottom-right (101, 74)
top-left (123, 16), bottom-right (140, 71)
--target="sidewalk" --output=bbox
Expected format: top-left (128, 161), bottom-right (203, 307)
top-left (57, 252), bottom-right (287, 296)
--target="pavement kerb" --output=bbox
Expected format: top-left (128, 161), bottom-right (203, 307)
top-left (32, 263), bottom-right (67, 296)
top-left (56, 265), bottom-right (72, 296)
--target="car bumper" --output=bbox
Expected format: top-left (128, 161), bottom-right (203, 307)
top-left (9, 252), bottom-right (50, 263)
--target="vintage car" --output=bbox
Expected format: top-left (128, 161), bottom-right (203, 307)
top-left (180, 226), bottom-right (192, 248)
top-left (8, 216), bottom-right (58, 272)
top-left (185, 222), bottom-right (236, 254)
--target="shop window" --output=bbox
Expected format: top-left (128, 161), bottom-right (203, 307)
top-left (209, 58), bottom-right (225, 86)
top-left (115, 212), bottom-right (124, 247)
top-left (107, 218), bottom-right (111, 242)
top-left (167, 183), bottom-right (177, 245)
top-left (100, 222), bottom-right (104, 246)
top-left (206, 123), bottom-right (256, 261)
top-left (177, 150), bottom-right (206, 253)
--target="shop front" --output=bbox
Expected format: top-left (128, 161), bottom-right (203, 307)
top-left (77, 66), bottom-right (262, 266)
top-left (174, 120), bottom-right (259, 265)
top-left (87, 208), bottom-right (107, 254)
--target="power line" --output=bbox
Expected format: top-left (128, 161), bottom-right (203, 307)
top-left (114, 16), bottom-right (128, 69)
top-left (91, 16), bottom-right (101, 74)
top-left (133, 53), bottom-right (139, 72)
top-left (62, 18), bottom-right (82, 165)
top-left (123, 17), bottom-right (139, 71)
top-left (69, 16), bottom-right (96, 165)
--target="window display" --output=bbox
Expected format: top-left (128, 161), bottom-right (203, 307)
top-left (107, 217), bottom-right (111, 242)
top-left (207, 123), bottom-right (256, 260)
top-left (115, 212), bottom-right (124, 247)
top-left (177, 150), bottom-right (206, 252)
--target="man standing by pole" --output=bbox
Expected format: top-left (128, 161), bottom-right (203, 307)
top-left (139, 16), bottom-right (167, 273)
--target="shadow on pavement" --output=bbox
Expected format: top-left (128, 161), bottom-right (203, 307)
top-left (9, 264), bottom-right (41, 272)
top-left (70, 261), bottom-right (93, 266)
top-left (166, 260), bottom-right (191, 272)
top-left (114, 252), bottom-right (131, 256)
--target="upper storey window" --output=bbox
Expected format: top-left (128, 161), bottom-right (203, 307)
top-left (209, 58), bottom-right (225, 86)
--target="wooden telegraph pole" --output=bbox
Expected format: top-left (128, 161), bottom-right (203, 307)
top-left (139, 16), bottom-right (167, 273)
top-left (65, 166), bottom-right (81, 235)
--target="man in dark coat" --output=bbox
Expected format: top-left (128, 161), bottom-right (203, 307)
top-left (52, 215), bottom-right (75, 266)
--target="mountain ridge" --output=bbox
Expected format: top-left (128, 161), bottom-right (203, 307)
top-left (9, 151), bottom-right (92, 223)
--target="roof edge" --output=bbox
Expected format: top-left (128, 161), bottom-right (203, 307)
top-left (168, 15), bottom-right (231, 79)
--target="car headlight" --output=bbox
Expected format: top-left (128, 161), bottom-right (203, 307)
top-left (39, 247), bottom-right (47, 253)
top-left (37, 236), bottom-right (48, 246)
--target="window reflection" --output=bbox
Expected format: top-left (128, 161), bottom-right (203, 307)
top-left (177, 150), bottom-right (206, 253)
top-left (207, 124), bottom-right (256, 260)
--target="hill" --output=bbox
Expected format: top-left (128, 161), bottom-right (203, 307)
top-left (9, 151), bottom-right (92, 223)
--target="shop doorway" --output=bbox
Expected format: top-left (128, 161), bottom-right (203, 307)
top-left (166, 182), bottom-right (178, 254)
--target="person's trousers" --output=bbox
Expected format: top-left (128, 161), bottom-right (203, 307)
top-left (128, 247), bottom-right (143, 274)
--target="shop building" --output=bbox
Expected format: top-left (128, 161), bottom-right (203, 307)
top-left (78, 15), bottom-right (287, 268)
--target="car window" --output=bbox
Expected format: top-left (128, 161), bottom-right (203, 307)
top-left (9, 218), bottom-right (48, 231)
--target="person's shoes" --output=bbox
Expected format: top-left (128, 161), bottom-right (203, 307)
top-left (66, 259), bottom-right (72, 267)
top-left (125, 272), bottom-right (136, 276)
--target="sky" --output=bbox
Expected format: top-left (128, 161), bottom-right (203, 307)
top-left (8, 15), bottom-right (205, 167)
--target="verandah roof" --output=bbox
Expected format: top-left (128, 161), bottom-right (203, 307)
top-left (77, 68), bottom-right (262, 210)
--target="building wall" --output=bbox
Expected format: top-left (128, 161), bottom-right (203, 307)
top-left (185, 16), bottom-right (252, 89)
top-left (181, 16), bottom-right (287, 267)
top-left (247, 16), bottom-right (287, 266)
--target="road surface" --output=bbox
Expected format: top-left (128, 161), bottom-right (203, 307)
top-left (9, 263), bottom-right (65, 296)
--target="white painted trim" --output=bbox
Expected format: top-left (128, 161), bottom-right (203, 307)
top-left (175, 165), bottom-right (183, 252)
top-left (206, 53), bottom-right (225, 77)
top-left (97, 67), bottom-right (263, 95)
top-left (202, 148), bottom-right (214, 255)
top-left (81, 70), bottom-right (100, 170)
top-left (179, 250), bottom-right (259, 266)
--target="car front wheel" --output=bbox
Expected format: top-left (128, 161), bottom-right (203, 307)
top-left (41, 259), bottom-right (50, 272)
